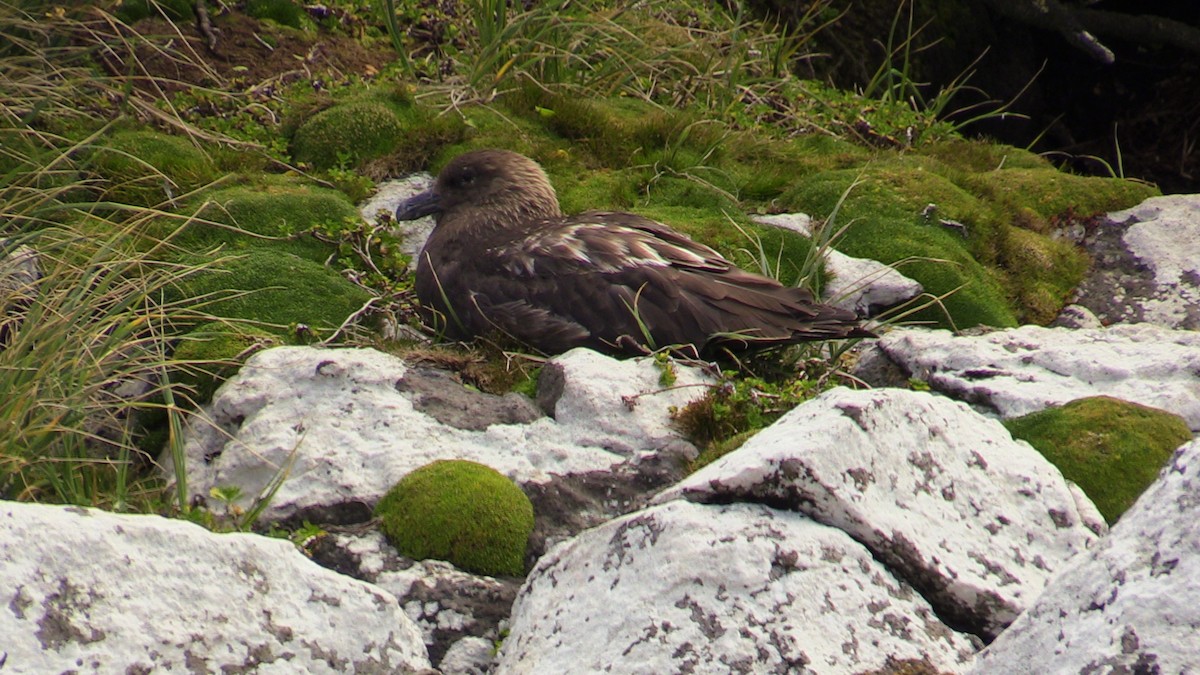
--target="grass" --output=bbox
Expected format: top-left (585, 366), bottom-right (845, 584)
top-left (0, 1), bottom-right (310, 523)
top-left (0, 219), bottom-right (215, 509)
top-left (2, 0), bottom-right (1164, 523)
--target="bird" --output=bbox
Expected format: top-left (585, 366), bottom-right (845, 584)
top-left (393, 149), bottom-right (874, 358)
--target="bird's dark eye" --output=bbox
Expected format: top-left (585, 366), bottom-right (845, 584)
top-left (458, 170), bottom-right (475, 187)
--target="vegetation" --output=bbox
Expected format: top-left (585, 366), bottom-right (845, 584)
top-left (0, 0), bottom-right (1163, 530)
top-left (375, 460), bottom-right (534, 576)
top-left (1004, 397), bottom-right (1192, 523)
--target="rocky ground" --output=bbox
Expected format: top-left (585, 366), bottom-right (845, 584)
top-left (3, 188), bottom-right (1198, 673)
top-left (3, 4), bottom-right (1199, 673)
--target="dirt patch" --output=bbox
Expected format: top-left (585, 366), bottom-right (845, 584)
top-left (110, 11), bottom-right (397, 92)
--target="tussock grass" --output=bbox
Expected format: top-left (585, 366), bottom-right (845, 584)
top-left (0, 1), bottom-right (263, 514)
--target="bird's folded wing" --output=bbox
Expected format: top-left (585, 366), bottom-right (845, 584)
top-left (499, 213), bottom-right (733, 276)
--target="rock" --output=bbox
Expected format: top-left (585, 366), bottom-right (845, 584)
top-left (308, 530), bottom-right (517, 670)
top-left (496, 500), bottom-right (979, 674)
top-left (360, 173), bottom-right (435, 256)
top-left (971, 439), bottom-right (1200, 673)
top-left (439, 636), bottom-right (496, 675)
top-left (170, 345), bottom-right (709, 525)
top-left (0, 242), bottom-right (40, 313)
top-left (1051, 303), bottom-right (1103, 329)
top-left (520, 440), bottom-right (696, 555)
top-left (863, 324), bottom-right (1200, 430)
top-left (0, 501), bottom-right (429, 674)
top-left (660, 387), bottom-right (1103, 640)
top-left (536, 347), bottom-right (714, 453)
top-left (397, 365), bottom-right (542, 431)
top-left (752, 213), bottom-right (923, 316)
top-left (1, 242), bottom-right (40, 348)
top-left (1072, 195), bottom-right (1200, 329)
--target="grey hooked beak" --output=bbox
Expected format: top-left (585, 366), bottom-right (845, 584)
top-left (394, 189), bottom-right (441, 221)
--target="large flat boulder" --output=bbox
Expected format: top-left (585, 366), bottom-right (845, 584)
top-left (1072, 194), bottom-right (1200, 329)
top-left (661, 387), bottom-right (1104, 640)
top-left (171, 346), bottom-right (709, 523)
top-left (864, 324), bottom-right (1200, 430)
top-left (0, 501), bottom-right (429, 674)
top-left (496, 500), bottom-right (979, 674)
top-left (972, 439), bottom-right (1200, 673)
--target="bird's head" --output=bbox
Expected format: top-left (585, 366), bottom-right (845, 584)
top-left (394, 149), bottom-right (562, 226)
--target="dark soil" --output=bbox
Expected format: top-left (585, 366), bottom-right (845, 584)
top-left (112, 11), bottom-right (397, 93)
top-left (752, 0), bottom-right (1200, 194)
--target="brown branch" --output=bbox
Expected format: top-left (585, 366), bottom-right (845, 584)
top-left (193, 0), bottom-right (218, 53)
top-left (1076, 8), bottom-right (1200, 55)
top-left (978, 0), bottom-right (1114, 64)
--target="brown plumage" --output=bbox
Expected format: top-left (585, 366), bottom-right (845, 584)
top-left (394, 149), bottom-right (874, 357)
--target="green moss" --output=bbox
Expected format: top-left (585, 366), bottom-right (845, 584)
top-left (171, 177), bottom-right (357, 262)
top-left (555, 168), bottom-right (638, 213)
top-left (245, 0), bottom-right (310, 29)
top-left (916, 139), bottom-right (1049, 173)
top-left (781, 166), bottom-right (1017, 328)
top-left (968, 168), bottom-right (1159, 225)
top-left (292, 100), bottom-right (406, 171)
top-left (90, 130), bottom-right (219, 207)
top-left (290, 93), bottom-right (463, 174)
top-left (996, 227), bottom-right (1088, 324)
top-left (1004, 396), bottom-right (1192, 523)
top-left (171, 248), bottom-right (371, 333)
top-left (114, 0), bottom-right (194, 23)
top-left (375, 460), bottom-right (534, 577)
top-left (173, 322), bottom-right (281, 402)
top-left (674, 375), bottom-right (820, 467)
top-left (690, 429), bottom-right (757, 472)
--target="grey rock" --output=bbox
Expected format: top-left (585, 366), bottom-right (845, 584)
top-left (496, 500), bottom-right (980, 674)
top-left (971, 439), bottom-right (1200, 674)
top-left (660, 387), bottom-right (1102, 640)
top-left (861, 324), bottom-right (1200, 430)
top-left (308, 530), bottom-right (516, 670)
top-left (360, 173), bottom-right (435, 256)
top-left (0, 501), bottom-right (430, 674)
top-left (395, 366), bottom-right (542, 431)
top-left (1073, 194), bottom-right (1200, 329)
top-left (1051, 303), bottom-right (1104, 329)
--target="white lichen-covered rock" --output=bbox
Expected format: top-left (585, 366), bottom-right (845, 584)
top-left (317, 530), bottom-right (516, 671)
top-left (0, 501), bottom-right (429, 674)
top-left (438, 636), bottom-right (496, 675)
top-left (971, 439), bottom-right (1200, 673)
top-left (170, 346), bottom-right (709, 523)
top-left (536, 347), bottom-right (714, 453)
top-left (496, 500), bottom-right (979, 674)
top-left (1071, 195), bottom-right (1200, 329)
top-left (360, 173), bottom-right (435, 256)
top-left (870, 324), bottom-right (1200, 430)
top-left (751, 213), bottom-right (923, 316)
top-left (661, 387), bottom-right (1104, 639)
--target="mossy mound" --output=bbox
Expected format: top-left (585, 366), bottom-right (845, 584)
top-left (90, 130), bottom-right (219, 207)
top-left (171, 248), bottom-right (371, 334)
top-left (290, 92), bottom-right (463, 174)
top-left (916, 139), bottom-right (1050, 173)
top-left (781, 163), bottom-right (1018, 329)
top-left (173, 322), bottom-right (281, 402)
top-left (375, 460), bottom-right (534, 577)
top-left (1004, 396), bottom-right (1192, 523)
top-left (114, 0), bottom-right (194, 23)
top-left (173, 177), bottom-right (358, 262)
top-left (245, 0), bottom-right (310, 29)
top-left (967, 168), bottom-right (1158, 232)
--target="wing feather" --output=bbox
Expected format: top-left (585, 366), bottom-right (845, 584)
top-left (432, 212), bottom-right (865, 355)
